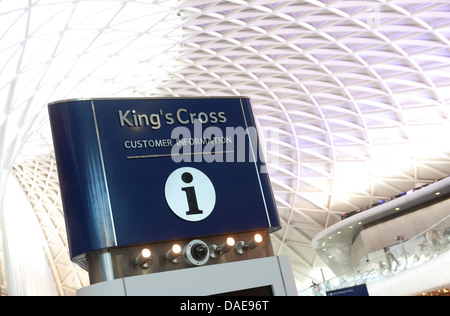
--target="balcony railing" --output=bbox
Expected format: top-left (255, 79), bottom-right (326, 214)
top-left (300, 215), bottom-right (450, 296)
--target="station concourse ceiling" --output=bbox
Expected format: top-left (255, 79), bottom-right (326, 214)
top-left (1, 0), bottom-right (450, 294)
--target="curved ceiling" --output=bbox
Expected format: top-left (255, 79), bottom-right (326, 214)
top-left (1, 0), bottom-right (450, 294)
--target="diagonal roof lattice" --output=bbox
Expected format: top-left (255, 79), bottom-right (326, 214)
top-left (1, 0), bottom-right (450, 294)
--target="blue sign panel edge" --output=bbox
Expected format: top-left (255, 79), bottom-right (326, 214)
top-left (48, 100), bottom-right (118, 259)
top-left (237, 98), bottom-right (279, 231)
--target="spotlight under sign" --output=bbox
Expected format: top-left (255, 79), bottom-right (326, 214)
top-left (48, 97), bottom-right (281, 266)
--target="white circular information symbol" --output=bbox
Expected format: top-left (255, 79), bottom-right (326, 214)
top-left (165, 167), bottom-right (216, 222)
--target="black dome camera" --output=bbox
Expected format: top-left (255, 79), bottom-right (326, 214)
top-left (191, 243), bottom-right (208, 261)
top-left (183, 240), bottom-right (210, 266)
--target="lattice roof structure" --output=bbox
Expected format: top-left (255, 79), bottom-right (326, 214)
top-left (1, 0), bottom-right (450, 294)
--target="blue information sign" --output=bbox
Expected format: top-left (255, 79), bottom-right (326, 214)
top-left (326, 284), bottom-right (369, 296)
top-left (48, 97), bottom-right (280, 262)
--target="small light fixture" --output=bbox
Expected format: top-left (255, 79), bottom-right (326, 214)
top-left (248, 233), bottom-right (263, 249)
top-left (135, 248), bottom-right (152, 269)
top-left (220, 237), bottom-right (236, 253)
top-left (234, 233), bottom-right (263, 255)
top-left (165, 244), bottom-right (182, 263)
top-left (210, 237), bottom-right (235, 258)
